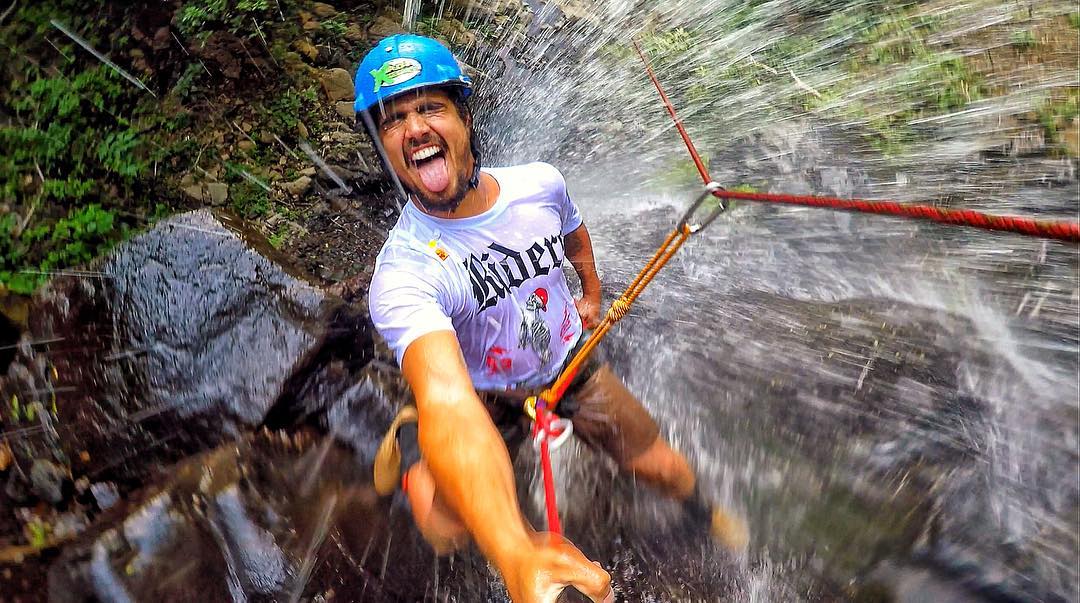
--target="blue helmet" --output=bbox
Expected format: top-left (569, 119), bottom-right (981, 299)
top-left (354, 34), bottom-right (472, 114)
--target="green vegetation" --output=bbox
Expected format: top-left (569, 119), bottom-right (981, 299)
top-left (1010, 29), bottom-right (1037, 50)
top-left (1036, 93), bottom-right (1080, 148)
top-left (0, 63), bottom-right (148, 293)
top-left (320, 14), bottom-right (349, 41)
top-left (0, 205), bottom-right (127, 293)
top-left (176, 0), bottom-right (274, 37)
top-left (1069, 12), bottom-right (1080, 30)
top-left (25, 518), bottom-right (49, 548)
top-left (264, 86), bottom-right (318, 134)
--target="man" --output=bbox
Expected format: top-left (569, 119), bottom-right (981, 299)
top-left (354, 34), bottom-right (743, 602)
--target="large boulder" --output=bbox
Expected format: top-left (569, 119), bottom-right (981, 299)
top-left (0, 209), bottom-right (373, 490)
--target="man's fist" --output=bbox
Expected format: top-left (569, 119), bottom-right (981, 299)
top-left (575, 295), bottom-right (601, 330)
top-left (503, 533), bottom-right (613, 603)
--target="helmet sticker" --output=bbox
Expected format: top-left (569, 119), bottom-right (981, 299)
top-left (370, 58), bottom-right (422, 92)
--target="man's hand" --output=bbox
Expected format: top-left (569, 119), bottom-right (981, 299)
top-left (564, 224), bottom-right (602, 331)
top-left (574, 293), bottom-right (601, 330)
top-left (503, 533), bottom-right (613, 603)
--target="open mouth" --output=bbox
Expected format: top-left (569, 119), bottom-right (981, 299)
top-left (408, 145), bottom-right (450, 193)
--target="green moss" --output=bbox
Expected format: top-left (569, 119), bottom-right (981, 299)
top-left (229, 181), bottom-right (271, 219)
top-left (1036, 93), bottom-right (1080, 146)
top-left (1010, 29), bottom-right (1037, 50)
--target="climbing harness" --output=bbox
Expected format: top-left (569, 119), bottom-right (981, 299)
top-left (631, 41), bottom-right (1080, 243)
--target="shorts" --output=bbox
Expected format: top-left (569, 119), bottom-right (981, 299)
top-left (478, 343), bottom-right (660, 466)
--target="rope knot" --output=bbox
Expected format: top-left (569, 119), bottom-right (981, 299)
top-left (607, 298), bottom-right (630, 321)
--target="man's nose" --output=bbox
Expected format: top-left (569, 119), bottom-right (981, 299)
top-left (403, 112), bottom-right (432, 140)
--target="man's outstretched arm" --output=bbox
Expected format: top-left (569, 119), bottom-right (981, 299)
top-left (401, 330), bottom-right (612, 602)
top-left (564, 224), bottom-right (602, 329)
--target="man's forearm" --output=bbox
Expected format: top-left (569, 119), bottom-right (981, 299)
top-left (417, 394), bottom-right (531, 568)
top-left (403, 332), bottom-right (533, 572)
top-left (564, 224), bottom-right (601, 297)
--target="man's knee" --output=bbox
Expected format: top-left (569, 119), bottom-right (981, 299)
top-left (405, 462), bottom-right (470, 555)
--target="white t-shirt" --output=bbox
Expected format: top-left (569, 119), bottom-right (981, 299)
top-left (369, 162), bottom-right (584, 391)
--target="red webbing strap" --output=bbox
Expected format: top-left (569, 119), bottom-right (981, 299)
top-left (534, 404), bottom-right (562, 535)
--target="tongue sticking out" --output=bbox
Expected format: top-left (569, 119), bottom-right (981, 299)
top-left (417, 155), bottom-right (450, 193)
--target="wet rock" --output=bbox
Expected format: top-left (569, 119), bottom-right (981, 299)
top-left (861, 560), bottom-right (987, 603)
top-left (46, 435), bottom-right (461, 602)
top-left (300, 166), bottom-right (317, 177)
top-left (206, 182), bottom-right (229, 205)
top-left (329, 131), bottom-right (362, 145)
top-left (344, 23), bottom-right (366, 43)
top-left (1064, 117), bottom-right (1079, 157)
top-left (5, 470), bottom-right (30, 503)
top-left (320, 68), bottom-right (355, 103)
top-left (1010, 125), bottom-right (1046, 156)
top-left (30, 459), bottom-right (67, 504)
top-left (368, 12), bottom-right (406, 39)
top-left (258, 130), bottom-right (275, 144)
top-left (311, 2), bottom-right (337, 18)
top-left (317, 164), bottom-right (358, 185)
top-left (181, 183), bottom-right (205, 202)
top-left (435, 17), bottom-right (477, 46)
top-left (0, 210), bottom-right (372, 490)
top-left (89, 482), bottom-right (119, 510)
top-left (335, 100), bottom-right (356, 120)
top-left (281, 175), bottom-right (312, 197)
top-left (294, 38), bottom-right (319, 62)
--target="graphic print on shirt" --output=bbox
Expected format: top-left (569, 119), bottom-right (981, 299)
top-left (484, 345), bottom-right (513, 376)
top-left (463, 234), bottom-right (564, 312)
top-left (519, 288), bottom-right (552, 366)
top-left (559, 303), bottom-right (576, 343)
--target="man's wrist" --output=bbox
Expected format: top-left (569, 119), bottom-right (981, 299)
top-left (580, 275), bottom-right (602, 300)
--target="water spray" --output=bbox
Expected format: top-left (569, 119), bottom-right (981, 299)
top-left (632, 40), bottom-right (1080, 243)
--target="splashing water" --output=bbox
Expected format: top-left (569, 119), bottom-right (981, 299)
top-left (439, 0), bottom-right (1078, 599)
top-left (50, 19), bottom-right (156, 97)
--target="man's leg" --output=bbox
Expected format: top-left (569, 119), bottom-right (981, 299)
top-left (568, 364), bottom-right (693, 498)
top-left (569, 364), bottom-right (748, 551)
top-left (622, 438), bottom-right (695, 499)
top-left (403, 460), bottom-right (470, 554)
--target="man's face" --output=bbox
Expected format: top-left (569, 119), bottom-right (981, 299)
top-left (376, 88), bottom-right (473, 212)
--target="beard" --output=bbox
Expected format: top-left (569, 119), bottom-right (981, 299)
top-left (406, 158), bottom-right (473, 215)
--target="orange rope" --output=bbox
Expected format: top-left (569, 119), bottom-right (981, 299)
top-left (528, 224), bottom-right (694, 415)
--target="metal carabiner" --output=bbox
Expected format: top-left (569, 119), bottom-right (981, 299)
top-left (533, 417), bottom-right (573, 452)
top-left (676, 181), bottom-right (725, 234)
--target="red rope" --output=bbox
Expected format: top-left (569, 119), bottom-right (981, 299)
top-left (534, 405), bottom-right (562, 535)
top-left (711, 190), bottom-right (1080, 241)
top-left (633, 41), bottom-right (1080, 244)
